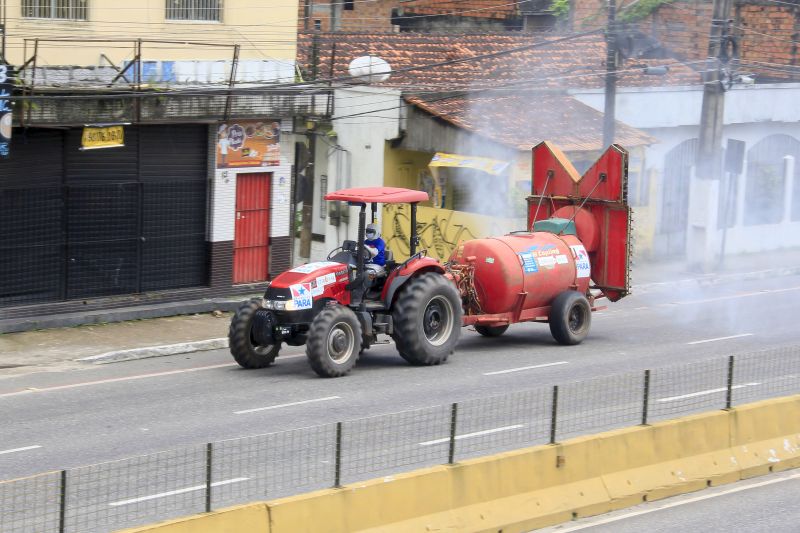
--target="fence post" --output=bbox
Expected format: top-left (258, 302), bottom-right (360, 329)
top-left (448, 403), bottom-right (458, 464)
top-left (642, 369), bottom-right (651, 425)
top-left (725, 355), bottom-right (735, 409)
top-left (205, 442), bottom-right (213, 513)
top-left (334, 421), bottom-right (343, 487)
top-left (549, 385), bottom-right (559, 445)
top-left (59, 470), bottom-right (66, 533)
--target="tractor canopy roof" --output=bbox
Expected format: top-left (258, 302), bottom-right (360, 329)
top-left (324, 186), bottom-right (429, 204)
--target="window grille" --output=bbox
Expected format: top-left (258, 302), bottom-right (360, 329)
top-left (22, 0), bottom-right (88, 20)
top-left (166, 0), bottom-right (222, 22)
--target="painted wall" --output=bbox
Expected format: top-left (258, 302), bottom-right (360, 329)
top-left (572, 84), bottom-right (800, 259)
top-left (382, 204), bottom-right (519, 262)
top-left (312, 86), bottom-right (403, 260)
top-left (3, 0), bottom-right (298, 68)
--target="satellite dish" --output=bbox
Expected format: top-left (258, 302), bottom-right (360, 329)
top-left (348, 56), bottom-right (392, 84)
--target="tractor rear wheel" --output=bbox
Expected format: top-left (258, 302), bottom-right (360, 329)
top-left (229, 298), bottom-right (281, 368)
top-left (392, 273), bottom-right (462, 366)
top-left (475, 325), bottom-right (509, 337)
top-left (549, 291), bottom-right (591, 345)
top-left (306, 305), bottom-right (362, 378)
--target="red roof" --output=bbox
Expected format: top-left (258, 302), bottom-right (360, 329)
top-left (325, 187), bottom-right (429, 204)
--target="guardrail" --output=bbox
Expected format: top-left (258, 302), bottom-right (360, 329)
top-left (2, 345), bottom-right (798, 533)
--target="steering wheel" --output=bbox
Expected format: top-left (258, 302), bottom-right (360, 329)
top-left (326, 246), bottom-right (344, 261)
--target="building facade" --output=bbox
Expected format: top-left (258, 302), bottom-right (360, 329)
top-left (0, 0), bottom-right (325, 317)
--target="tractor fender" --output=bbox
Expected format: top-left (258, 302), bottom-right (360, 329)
top-left (383, 257), bottom-right (446, 307)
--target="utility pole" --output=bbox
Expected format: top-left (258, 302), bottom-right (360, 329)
top-left (602, 0), bottom-right (618, 149)
top-left (688, 0), bottom-right (735, 271)
top-left (696, 0), bottom-right (734, 179)
top-left (299, 33), bottom-right (320, 260)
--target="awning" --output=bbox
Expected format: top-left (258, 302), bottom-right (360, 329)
top-left (428, 152), bottom-right (510, 176)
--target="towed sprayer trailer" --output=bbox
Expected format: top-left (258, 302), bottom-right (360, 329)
top-left (229, 142), bottom-right (632, 377)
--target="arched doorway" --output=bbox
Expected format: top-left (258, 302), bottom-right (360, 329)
top-left (656, 138), bottom-right (697, 258)
top-left (744, 134), bottom-right (800, 226)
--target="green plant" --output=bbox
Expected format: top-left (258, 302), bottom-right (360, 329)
top-left (618, 0), bottom-right (675, 23)
top-left (550, 0), bottom-right (571, 18)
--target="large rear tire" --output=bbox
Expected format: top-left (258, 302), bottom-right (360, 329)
top-left (306, 305), bottom-right (362, 378)
top-left (549, 291), bottom-right (591, 345)
top-left (229, 298), bottom-right (281, 368)
top-left (475, 325), bottom-right (509, 337)
top-left (392, 273), bottom-right (462, 366)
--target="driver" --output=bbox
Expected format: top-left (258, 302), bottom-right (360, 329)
top-left (364, 223), bottom-right (386, 280)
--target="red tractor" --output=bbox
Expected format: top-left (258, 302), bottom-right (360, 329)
top-left (229, 142), bottom-right (631, 377)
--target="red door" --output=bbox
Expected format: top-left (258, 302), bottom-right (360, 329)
top-left (233, 173), bottom-right (271, 283)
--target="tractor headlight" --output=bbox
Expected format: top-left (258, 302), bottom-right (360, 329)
top-left (264, 299), bottom-right (299, 312)
top-left (262, 299), bottom-right (274, 310)
top-left (272, 300), bottom-right (286, 311)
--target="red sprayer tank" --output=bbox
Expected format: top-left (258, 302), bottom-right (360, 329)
top-left (450, 232), bottom-right (591, 315)
top-left (446, 142), bottom-right (630, 341)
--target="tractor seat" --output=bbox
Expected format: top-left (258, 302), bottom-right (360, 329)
top-left (384, 249), bottom-right (396, 271)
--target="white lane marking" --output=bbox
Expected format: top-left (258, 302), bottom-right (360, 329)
top-left (552, 471), bottom-right (800, 532)
top-left (0, 445), bottom-right (42, 455)
top-left (483, 361), bottom-right (569, 376)
top-left (674, 286), bottom-right (800, 306)
top-left (0, 353), bottom-right (309, 399)
top-left (418, 424), bottom-right (524, 446)
top-left (687, 333), bottom-right (753, 345)
top-left (656, 383), bottom-right (760, 403)
top-left (109, 477), bottom-right (249, 507)
top-left (234, 396), bottom-right (341, 415)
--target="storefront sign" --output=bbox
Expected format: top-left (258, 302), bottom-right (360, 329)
top-left (216, 120), bottom-right (280, 168)
top-left (0, 63), bottom-right (14, 158)
top-left (81, 125), bottom-right (125, 150)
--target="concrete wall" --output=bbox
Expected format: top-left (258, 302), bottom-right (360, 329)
top-left (572, 84), bottom-right (800, 258)
top-left (3, 0), bottom-right (298, 66)
top-left (313, 86), bottom-right (403, 258)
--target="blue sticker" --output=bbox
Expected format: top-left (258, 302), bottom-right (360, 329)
top-left (519, 252), bottom-right (538, 274)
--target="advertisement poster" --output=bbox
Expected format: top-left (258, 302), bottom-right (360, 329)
top-left (0, 63), bottom-right (14, 158)
top-left (216, 120), bottom-right (280, 169)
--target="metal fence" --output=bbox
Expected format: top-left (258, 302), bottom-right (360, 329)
top-left (2, 346), bottom-right (799, 532)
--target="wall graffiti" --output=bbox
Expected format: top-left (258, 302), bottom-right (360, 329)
top-left (383, 204), bottom-right (520, 261)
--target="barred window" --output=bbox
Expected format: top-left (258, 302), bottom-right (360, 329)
top-left (22, 0), bottom-right (88, 20)
top-left (166, 0), bottom-right (222, 21)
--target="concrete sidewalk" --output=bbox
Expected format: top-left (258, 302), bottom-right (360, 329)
top-left (1, 248), bottom-right (798, 373)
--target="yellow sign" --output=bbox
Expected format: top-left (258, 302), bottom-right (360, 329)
top-left (81, 126), bottom-right (125, 150)
top-left (428, 152), bottom-right (509, 176)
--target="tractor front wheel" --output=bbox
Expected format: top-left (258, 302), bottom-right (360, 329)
top-left (549, 291), bottom-right (591, 345)
top-left (229, 298), bottom-right (281, 368)
top-left (392, 273), bottom-right (462, 366)
top-left (306, 305), bottom-right (362, 378)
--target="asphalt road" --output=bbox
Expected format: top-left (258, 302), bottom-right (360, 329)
top-left (539, 469), bottom-right (800, 533)
top-left (1, 273), bottom-right (798, 531)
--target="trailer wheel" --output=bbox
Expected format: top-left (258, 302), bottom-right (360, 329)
top-left (392, 273), bottom-right (462, 366)
top-left (229, 298), bottom-right (281, 368)
top-left (475, 325), bottom-right (509, 337)
top-left (306, 305), bottom-right (362, 378)
top-left (549, 291), bottom-right (591, 345)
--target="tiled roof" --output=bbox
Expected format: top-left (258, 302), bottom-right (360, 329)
top-left (406, 92), bottom-right (657, 151)
top-left (396, 0), bottom-right (517, 19)
top-left (297, 31), bottom-right (701, 90)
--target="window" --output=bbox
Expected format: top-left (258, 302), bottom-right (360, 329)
top-left (22, 0), bottom-right (88, 20)
top-left (344, 0), bottom-right (354, 10)
top-left (166, 0), bottom-right (222, 22)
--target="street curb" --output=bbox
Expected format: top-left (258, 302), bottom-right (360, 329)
top-left (78, 338), bottom-right (229, 364)
top-left (632, 265), bottom-right (800, 293)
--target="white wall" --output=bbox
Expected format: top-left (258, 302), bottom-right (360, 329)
top-left (314, 86), bottom-right (403, 256)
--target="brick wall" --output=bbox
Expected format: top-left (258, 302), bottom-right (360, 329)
top-left (570, 0), bottom-right (798, 81)
top-left (298, 0), bottom-right (520, 32)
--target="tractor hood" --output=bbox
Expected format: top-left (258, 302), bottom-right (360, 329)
top-left (270, 261), bottom-right (349, 292)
